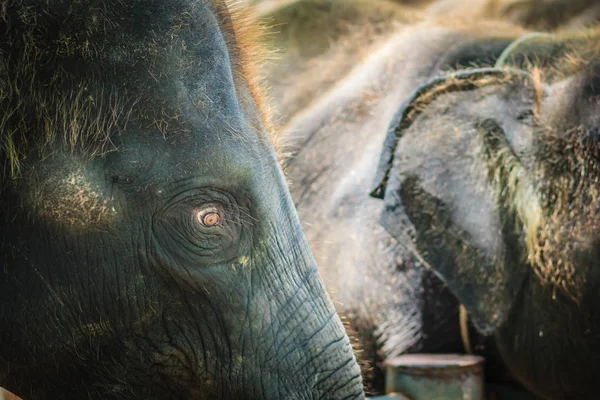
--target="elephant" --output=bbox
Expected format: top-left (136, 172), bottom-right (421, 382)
top-left (0, 1), bottom-right (365, 399)
top-left (259, 0), bottom-right (600, 398)
top-left (369, 32), bottom-right (600, 399)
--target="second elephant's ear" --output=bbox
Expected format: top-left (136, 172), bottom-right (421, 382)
top-left (371, 68), bottom-right (544, 334)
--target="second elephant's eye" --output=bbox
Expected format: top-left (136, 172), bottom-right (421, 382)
top-left (196, 207), bottom-right (222, 227)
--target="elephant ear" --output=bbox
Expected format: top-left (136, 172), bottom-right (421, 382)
top-left (371, 68), bottom-right (544, 335)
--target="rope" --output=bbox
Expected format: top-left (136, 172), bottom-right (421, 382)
top-left (459, 304), bottom-right (473, 354)
top-left (495, 32), bottom-right (555, 68)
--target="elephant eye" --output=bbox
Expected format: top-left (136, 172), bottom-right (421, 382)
top-left (196, 206), bottom-right (222, 227)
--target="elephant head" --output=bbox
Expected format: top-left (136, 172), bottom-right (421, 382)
top-left (0, 1), bottom-right (364, 399)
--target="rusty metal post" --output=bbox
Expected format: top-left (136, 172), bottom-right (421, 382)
top-left (385, 354), bottom-right (485, 400)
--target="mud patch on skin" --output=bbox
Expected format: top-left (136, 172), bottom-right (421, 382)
top-left (27, 167), bottom-right (117, 229)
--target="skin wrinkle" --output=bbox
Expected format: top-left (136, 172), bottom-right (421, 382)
top-left (154, 319), bottom-right (192, 377)
top-left (311, 338), bottom-right (355, 389)
top-left (317, 361), bottom-right (362, 399)
top-left (299, 311), bottom-right (339, 351)
top-left (137, 221), bottom-right (155, 331)
top-left (251, 280), bottom-right (293, 367)
top-left (329, 376), bottom-right (364, 400)
top-left (148, 231), bottom-right (212, 385)
top-left (260, 235), bottom-right (299, 298)
top-left (70, 241), bottom-right (108, 345)
top-left (205, 294), bottom-right (232, 386)
top-left (169, 310), bottom-right (200, 371)
top-left (236, 268), bottom-right (253, 397)
top-left (293, 328), bottom-right (346, 385)
top-left (273, 307), bottom-right (316, 365)
top-left (179, 284), bottom-right (212, 380)
top-left (111, 237), bottom-right (129, 329)
top-left (258, 225), bottom-right (346, 384)
top-left (260, 286), bottom-right (284, 369)
top-left (263, 267), bottom-right (319, 349)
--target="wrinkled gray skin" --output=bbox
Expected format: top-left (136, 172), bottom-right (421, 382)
top-left (0, 1), bottom-right (364, 399)
top-left (263, 1), bottom-right (600, 399)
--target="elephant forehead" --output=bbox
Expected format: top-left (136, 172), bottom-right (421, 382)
top-left (103, 120), bottom-right (262, 187)
top-left (0, 0), bottom-right (265, 179)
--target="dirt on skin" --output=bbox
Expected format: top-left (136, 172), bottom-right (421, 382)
top-left (28, 168), bottom-right (117, 229)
